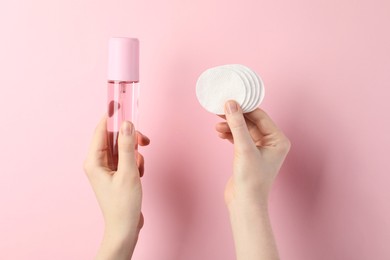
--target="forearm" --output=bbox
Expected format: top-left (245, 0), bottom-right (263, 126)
top-left (96, 228), bottom-right (138, 260)
top-left (228, 201), bottom-right (279, 260)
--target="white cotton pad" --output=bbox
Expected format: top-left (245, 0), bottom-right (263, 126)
top-left (249, 69), bottom-right (265, 111)
top-left (231, 64), bottom-right (257, 112)
top-left (196, 64), bottom-right (265, 115)
top-left (232, 64), bottom-right (263, 111)
top-left (196, 66), bottom-right (247, 115)
top-left (221, 65), bottom-right (252, 111)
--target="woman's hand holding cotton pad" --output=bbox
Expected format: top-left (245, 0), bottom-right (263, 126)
top-left (196, 64), bottom-right (265, 115)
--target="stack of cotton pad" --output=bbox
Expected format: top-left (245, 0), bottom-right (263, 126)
top-left (196, 64), bottom-right (265, 115)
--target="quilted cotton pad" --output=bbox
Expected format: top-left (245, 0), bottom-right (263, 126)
top-left (222, 64), bottom-right (253, 111)
top-left (231, 64), bottom-right (257, 111)
top-left (196, 64), bottom-right (265, 115)
top-left (249, 69), bottom-right (265, 111)
top-left (196, 67), bottom-right (247, 115)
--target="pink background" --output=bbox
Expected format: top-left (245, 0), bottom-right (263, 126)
top-left (1, 0), bottom-right (389, 259)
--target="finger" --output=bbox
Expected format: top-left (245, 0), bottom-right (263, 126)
top-left (216, 117), bottom-right (265, 150)
top-left (138, 212), bottom-right (144, 230)
top-left (86, 115), bottom-right (108, 164)
top-left (136, 131), bottom-right (150, 146)
top-left (244, 108), bottom-right (280, 136)
top-left (218, 132), bottom-right (234, 144)
top-left (224, 100), bottom-right (256, 152)
top-left (215, 122), bottom-right (231, 133)
top-left (137, 152), bottom-right (145, 177)
top-left (117, 121), bottom-right (139, 178)
top-left (216, 119), bottom-right (259, 133)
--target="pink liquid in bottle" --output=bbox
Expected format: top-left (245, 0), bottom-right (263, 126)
top-left (107, 37), bottom-right (139, 170)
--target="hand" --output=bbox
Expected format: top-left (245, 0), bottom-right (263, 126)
top-left (216, 101), bottom-right (290, 260)
top-left (84, 116), bottom-right (150, 259)
top-left (216, 100), bottom-right (290, 208)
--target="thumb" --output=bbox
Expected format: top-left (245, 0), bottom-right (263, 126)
top-left (117, 121), bottom-right (139, 177)
top-left (224, 100), bottom-right (255, 152)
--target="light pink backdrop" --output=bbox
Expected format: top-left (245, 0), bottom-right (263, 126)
top-left (1, 0), bottom-right (389, 259)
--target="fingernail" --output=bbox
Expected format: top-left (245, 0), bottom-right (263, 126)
top-left (225, 100), bottom-right (238, 114)
top-left (121, 121), bottom-right (134, 136)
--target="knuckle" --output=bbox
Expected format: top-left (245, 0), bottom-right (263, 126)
top-left (277, 136), bottom-right (291, 153)
top-left (228, 116), bottom-right (247, 131)
top-left (118, 140), bottom-right (134, 154)
top-left (137, 156), bottom-right (144, 168)
top-left (236, 143), bottom-right (256, 155)
top-left (83, 159), bottom-right (93, 175)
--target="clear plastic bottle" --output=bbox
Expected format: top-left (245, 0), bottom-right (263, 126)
top-left (106, 37), bottom-right (139, 170)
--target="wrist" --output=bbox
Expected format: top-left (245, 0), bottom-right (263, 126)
top-left (228, 201), bottom-right (269, 221)
top-left (226, 194), bottom-right (269, 214)
top-left (227, 199), bottom-right (279, 260)
top-left (96, 228), bottom-right (139, 260)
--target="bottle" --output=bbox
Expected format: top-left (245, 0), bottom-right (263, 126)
top-left (106, 37), bottom-right (139, 171)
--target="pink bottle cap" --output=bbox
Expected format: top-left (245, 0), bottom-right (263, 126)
top-left (108, 37), bottom-right (139, 82)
